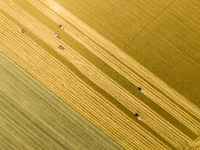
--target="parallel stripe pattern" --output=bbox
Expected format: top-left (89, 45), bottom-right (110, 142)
top-left (0, 0), bottom-right (200, 149)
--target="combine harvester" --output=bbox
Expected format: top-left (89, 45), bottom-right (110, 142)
top-left (134, 113), bottom-right (141, 120)
top-left (138, 87), bottom-right (144, 93)
top-left (55, 33), bottom-right (61, 39)
top-left (20, 28), bottom-right (25, 34)
top-left (58, 25), bottom-right (64, 30)
top-left (58, 45), bottom-right (64, 51)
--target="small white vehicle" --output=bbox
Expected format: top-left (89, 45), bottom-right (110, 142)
top-left (20, 28), bottom-right (25, 34)
top-left (55, 33), bottom-right (61, 39)
top-left (138, 87), bottom-right (144, 93)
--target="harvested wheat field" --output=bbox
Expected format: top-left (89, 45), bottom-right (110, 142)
top-left (0, 0), bottom-right (200, 149)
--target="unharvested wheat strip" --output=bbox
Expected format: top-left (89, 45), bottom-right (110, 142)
top-left (151, 19), bottom-right (198, 67)
top-left (0, 5), bottom-right (191, 146)
top-left (0, 22), bottom-right (168, 149)
top-left (177, 0), bottom-right (200, 21)
top-left (151, 12), bottom-right (200, 59)
top-left (25, 0), bottom-right (200, 91)
top-left (27, 0), bottom-right (200, 131)
top-left (38, 0), bottom-right (200, 119)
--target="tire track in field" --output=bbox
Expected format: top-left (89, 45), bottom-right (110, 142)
top-left (38, 0), bottom-right (200, 121)
top-left (0, 1), bottom-right (192, 148)
top-left (26, 0), bottom-right (200, 135)
top-left (0, 14), bottom-right (171, 150)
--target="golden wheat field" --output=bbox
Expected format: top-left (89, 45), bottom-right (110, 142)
top-left (0, 0), bottom-right (200, 149)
